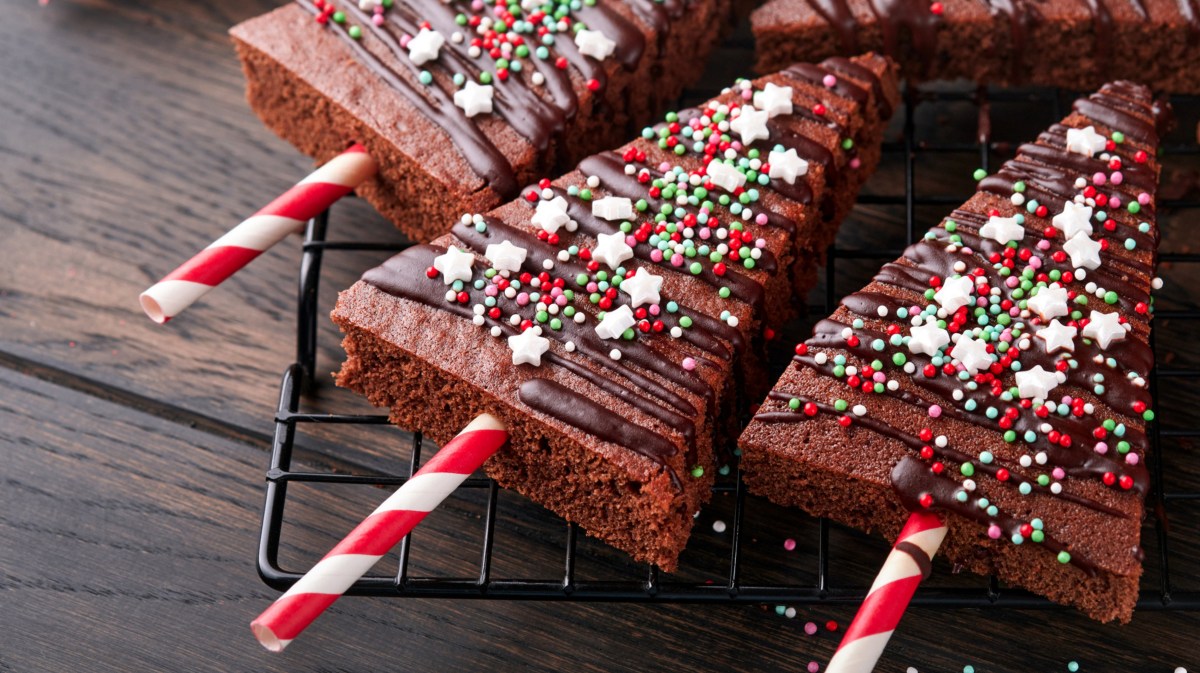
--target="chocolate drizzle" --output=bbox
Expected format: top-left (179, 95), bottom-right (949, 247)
top-left (519, 378), bottom-right (682, 487)
top-left (300, 0), bottom-right (649, 199)
top-left (751, 83), bottom-right (1160, 577)
top-left (362, 243), bottom-right (722, 489)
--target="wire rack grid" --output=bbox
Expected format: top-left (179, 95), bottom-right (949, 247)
top-left (256, 84), bottom-right (1200, 610)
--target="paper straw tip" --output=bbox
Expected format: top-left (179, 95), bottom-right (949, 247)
top-left (138, 291), bottom-right (170, 324)
top-left (251, 621), bottom-right (289, 653)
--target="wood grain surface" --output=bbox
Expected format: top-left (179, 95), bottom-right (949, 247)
top-left (2, 1), bottom-right (1198, 672)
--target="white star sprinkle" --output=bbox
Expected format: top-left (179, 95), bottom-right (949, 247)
top-left (1036, 319), bottom-right (1077, 354)
top-left (595, 304), bottom-right (636, 340)
top-left (730, 105), bottom-right (770, 145)
top-left (907, 322), bottom-right (951, 357)
top-left (1027, 283), bottom-right (1069, 321)
top-left (753, 83), bottom-right (794, 118)
top-left (950, 333), bottom-right (994, 375)
top-left (407, 28), bottom-right (445, 66)
top-left (591, 196), bottom-right (633, 221)
top-left (1053, 200), bottom-right (1094, 240)
top-left (979, 215), bottom-right (1025, 245)
top-left (592, 232), bottom-right (633, 269)
top-left (1081, 310), bottom-right (1129, 349)
top-left (620, 269), bottom-right (663, 307)
top-left (432, 246), bottom-right (474, 284)
top-left (1065, 125), bottom-right (1108, 157)
top-left (508, 328), bottom-right (550, 367)
top-left (485, 240), bottom-right (528, 273)
top-left (1063, 231), bottom-right (1103, 270)
top-left (934, 275), bottom-right (975, 314)
top-left (532, 196), bottom-right (571, 233)
top-left (767, 148), bottom-right (809, 185)
top-left (574, 28), bottom-right (616, 61)
top-left (454, 81), bottom-right (494, 117)
top-left (705, 160), bottom-right (747, 192)
top-left (1015, 365), bottom-right (1063, 400)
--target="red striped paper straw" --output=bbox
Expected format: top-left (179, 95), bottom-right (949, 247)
top-left (139, 144), bottom-right (376, 323)
top-left (825, 512), bottom-right (948, 673)
top-left (251, 414), bottom-right (508, 652)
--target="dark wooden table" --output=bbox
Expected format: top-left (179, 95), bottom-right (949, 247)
top-left (3, 2), bottom-right (1199, 671)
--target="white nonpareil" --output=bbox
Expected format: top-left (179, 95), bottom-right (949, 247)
top-left (767, 148), bottom-right (808, 185)
top-left (594, 304), bottom-right (636, 340)
top-left (407, 28), bottom-right (445, 66)
top-left (729, 105), bottom-right (770, 145)
top-left (1036, 319), bottom-right (1078, 354)
top-left (752, 82), bottom-right (794, 118)
top-left (950, 333), bottom-right (993, 375)
top-left (591, 196), bottom-right (634, 221)
top-left (1081, 310), bottom-right (1129, 349)
top-left (978, 215), bottom-right (1025, 245)
top-left (1063, 231), bottom-right (1103, 270)
top-left (485, 239), bottom-right (528, 273)
top-left (1065, 125), bottom-right (1108, 156)
top-left (907, 322), bottom-right (951, 357)
top-left (574, 28), bottom-right (616, 61)
top-left (933, 275), bottom-right (974, 314)
top-left (507, 328), bottom-right (551, 366)
top-left (592, 232), bottom-right (634, 269)
top-left (454, 81), bottom-right (494, 117)
top-left (531, 196), bottom-right (571, 233)
top-left (1015, 365), bottom-right (1063, 400)
top-left (620, 269), bottom-right (663, 307)
top-left (432, 246), bottom-right (474, 284)
top-left (1053, 200), bottom-right (1094, 240)
top-left (1027, 282), bottom-right (1069, 320)
top-left (705, 160), bottom-right (747, 192)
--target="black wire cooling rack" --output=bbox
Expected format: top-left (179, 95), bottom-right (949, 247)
top-left (257, 84), bottom-right (1200, 610)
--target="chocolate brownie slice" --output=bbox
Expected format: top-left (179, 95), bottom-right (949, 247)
top-left (753, 0), bottom-right (1200, 93)
top-left (333, 57), bottom-right (897, 569)
top-left (230, 0), bottom-right (730, 243)
top-left (740, 81), bottom-right (1163, 621)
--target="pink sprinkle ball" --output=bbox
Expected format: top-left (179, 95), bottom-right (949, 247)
top-left (1053, 467), bottom-right (1066, 480)
top-left (586, 282), bottom-right (599, 293)
top-left (1109, 196), bottom-right (1121, 209)
top-left (804, 622), bottom-right (818, 635)
top-left (928, 404), bottom-right (942, 418)
top-left (756, 213), bottom-right (769, 225)
top-left (988, 524), bottom-right (1002, 539)
top-left (400, 34), bottom-right (411, 47)
top-left (1110, 171), bottom-right (1124, 185)
top-left (650, 249), bottom-right (664, 262)
top-left (625, 234), bottom-right (638, 247)
top-left (741, 88), bottom-right (753, 101)
top-left (1037, 239), bottom-right (1052, 251)
top-left (784, 538), bottom-right (797, 551)
top-left (485, 285), bottom-right (499, 297)
top-left (1126, 453), bottom-right (1140, 465)
top-left (823, 74), bottom-right (838, 87)
top-left (1095, 442), bottom-right (1109, 455)
top-left (682, 357), bottom-right (697, 371)
top-left (1092, 172), bottom-right (1106, 185)
top-left (516, 292), bottom-right (530, 306)
top-left (658, 161), bottom-right (671, 172)
top-left (373, 14), bottom-right (385, 25)
top-left (1138, 192), bottom-right (1151, 205)
top-left (808, 662), bottom-right (821, 673)
top-left (649, 304), bottom-right (661, 316)
top-left (849, 157), bottom-right (862, 170)
top-left (670, 253), bottom-right (684, 266)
